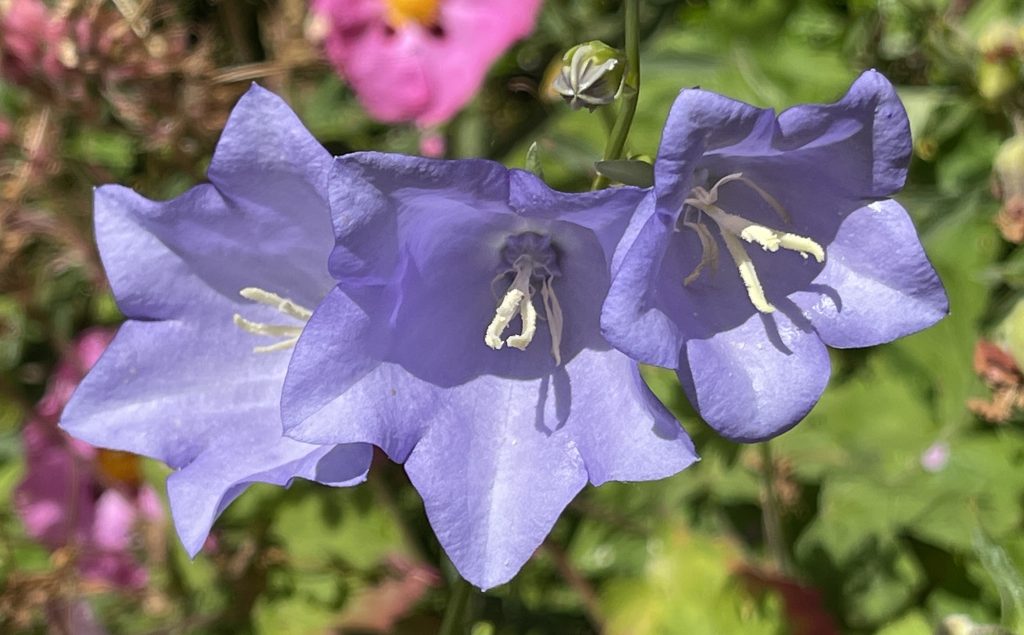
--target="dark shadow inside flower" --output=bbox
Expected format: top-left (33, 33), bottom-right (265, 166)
top-left (758, 311), bottom-right (794, 355)
top-left (772, 297), bottom-right (816, 336)
top-left (656, 123), bottom-right (880, 351)
top-left (533, 366), bottom-right (572, 435)
top-left (802, 283), bottom-right (843, 313)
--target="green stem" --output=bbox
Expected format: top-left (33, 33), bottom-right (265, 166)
top-left (759, 442), bottom-right (791, 574)
top-left (439, 576), bottom-right (476, 635)
top-left (592, 0), bottom-right (641, 190)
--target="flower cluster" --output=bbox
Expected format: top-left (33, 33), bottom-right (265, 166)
top-left (61, 71), bottom-right (947, 589)
top-left (16, 328), bottom-right (162, 589)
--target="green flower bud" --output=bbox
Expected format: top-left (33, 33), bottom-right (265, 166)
top-left (551, 40), bottom-right (625, 111)
top-left (978, 61), bottom-right (1019, 102)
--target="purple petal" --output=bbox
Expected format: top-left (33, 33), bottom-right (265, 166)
top-left (680, 310), bottom-right (831, 441)
top-left (167, 436), bottom-right (370, 556)
top-left (123, 94), bottom-right (334, 308)
top-left (404, 374), bottom-right (588, 590)
top-left (67, 186), bottom-right (298, 467)
top-left (601, 197), bottom-right (685, 368)
top-left (563, 348), bottom-right (698, 484)
top-left (792, 199), bottom-right (948, 348)
top-left (507, 170), bottom-right (646, 257)
top-left (208, 84), bottom-right (332, 212)
top-left (91, 185), bottom-right (216, 320)
top-left (281, 286), bottom-right (389, 435)
top-left (655, 89), bottom-right (774, 218)
top-left (62, 318), bottom-right (286, 468)
top-left (399, 347), bottom-right (696, 589)
top-left (284, 360), bottom-right (437, 463)
top-left (773, 70), bottom-right (911, 197)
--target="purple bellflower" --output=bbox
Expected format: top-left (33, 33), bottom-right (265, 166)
top-left (601, 70), bottom-right (948, 442)
top-left (280, 154), bottom-right (698, 589)
top-left (60, 85), bottom-right (373, 555)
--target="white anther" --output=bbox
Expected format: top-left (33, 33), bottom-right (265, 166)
top-left (778, 233), bottom-right (825, 262)
top-left (506, 295), bottom-right (537, 350)
top-left (680, 173), bottom-right (822, 313)
top-left (484, 256), bottom-right (565, 364)
top-left (703, 204), bottom-right (825, 261)
top-left (233, 287), bottom-right (312, 354)
top-left (739, 224), bottom-right (783, 252)
top-left (485, 287), bottom-right (526, 350)
top-left (486, 261), bottom-right (538, 352)
top-left (232, 314), bottom-right (304, 338)
top-left (720, 231), bottom-right (775, 314)
top-left (239, 287), bottom-right (312, 320)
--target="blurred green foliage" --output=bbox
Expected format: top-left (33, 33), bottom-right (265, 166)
top-left (2, 0), bottom-right (1024, 633)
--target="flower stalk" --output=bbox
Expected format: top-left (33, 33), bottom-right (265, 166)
top-left (592, 0), bottom-right (640, 190)
top-left (759, 441), bottom-right (792, 574)
top-left (438, 576), bottom-right (478, 635)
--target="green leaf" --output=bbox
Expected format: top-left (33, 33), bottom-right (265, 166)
top-left (973, 528), bottom-right (1024, 633)
top-left (876, 611), bottom-right (933, 635)
top-left (602, 521), bottom-right (785, 634)
top-left (0, 296), bottom-right (26, 372)
top-left (525, 142), bottom-right (544, 180)
top-left (593, 159), bottom-right (653, 187)
top-left (67, 129), bottom-right (137, 174)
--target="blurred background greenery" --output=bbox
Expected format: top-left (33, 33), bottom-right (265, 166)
top-left (2, 0), bottom-right (1024, 633)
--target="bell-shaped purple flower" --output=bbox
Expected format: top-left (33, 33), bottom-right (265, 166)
top-left (281, 154), bottom-right (698, 589)
top-left (601, 70), bottom-right (948, 442)
top-left (60, 85), bottom-right (373, 555)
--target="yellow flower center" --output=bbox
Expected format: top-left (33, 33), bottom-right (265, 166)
top-left (384, 0), bottom-right (441, 28)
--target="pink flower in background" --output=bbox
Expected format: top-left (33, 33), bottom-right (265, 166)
top-left (15, 328), bottom-right (163, 589)
top-left (920, 441), bottom-right (951, 473)
top-left (310, 0), bottom-right (542, 125)
top-left (0, 0), bottom-right (68, 85)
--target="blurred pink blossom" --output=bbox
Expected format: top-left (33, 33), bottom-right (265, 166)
top-left (0, 0), bottom-right (68, 85)
top-left (920, 441), bottom-right (951, 473)
top-left (15, 328), bottom-right (163, 589)
top-left (310, 0), bottom-right (542, 126)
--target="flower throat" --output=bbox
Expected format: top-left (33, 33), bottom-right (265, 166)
top-left (484, 232), bottom-right (565, 365)
top-left (681, 172), bottom-right (825, 313)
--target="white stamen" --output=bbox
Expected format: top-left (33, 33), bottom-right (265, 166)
top-left (485, 263), bottom-right (536, 351)
top-left (239, 287), bottom-right (312, 320)
top-left (233, 287), bottom-right (312, 354)
top-left (778, 233), bottom-right (825, 262)
top-left (484, 254), bottom-right (564, 364)
top-left (252, 338), bottom-right (301, 354)
top-left (688, 195), bottom-right (823, 309)
top-left (484, 288), bottom-right (525, 350)
top-left (506, 294), bottom-right (537, 350)
top-left (720, 231), bottom-right (775, 313)
top-left (680, 173), bottom-right (824, 314)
